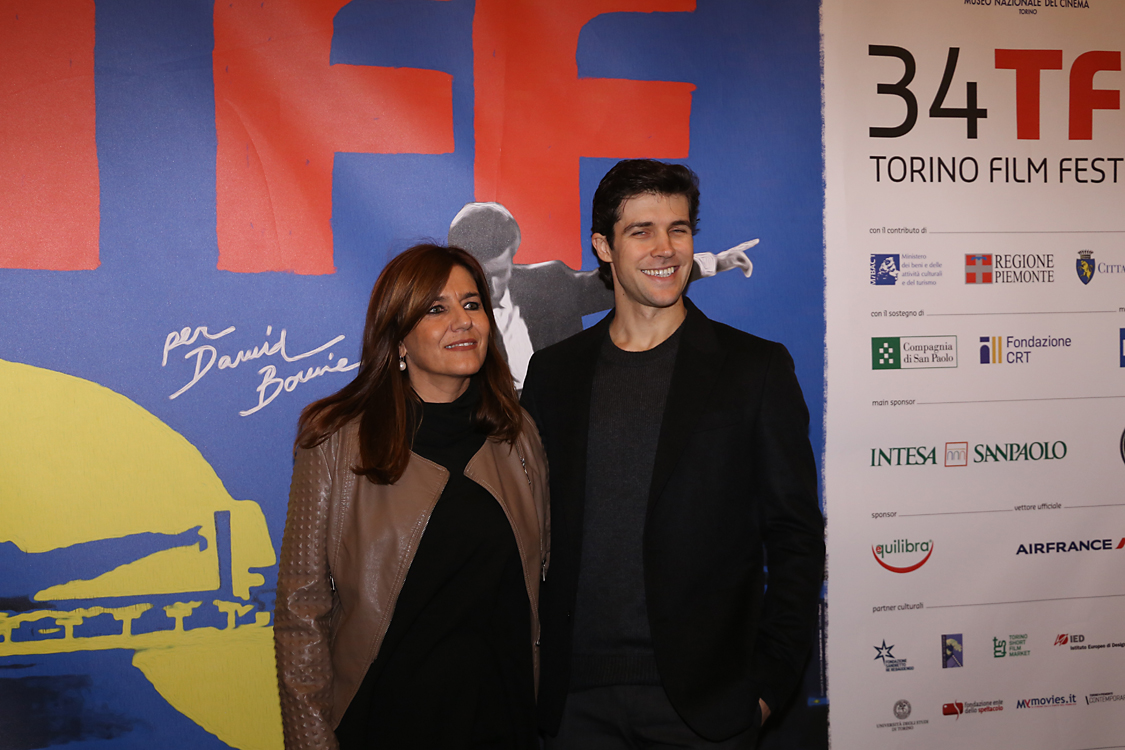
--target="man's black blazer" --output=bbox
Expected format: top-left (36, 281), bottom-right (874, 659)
top-left (521, 298), bottom-right (825, 742)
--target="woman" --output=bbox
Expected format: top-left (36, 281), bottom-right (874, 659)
top-left (274, 244), bottom-right (549, 750)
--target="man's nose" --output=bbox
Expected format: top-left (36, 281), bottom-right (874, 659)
top-left (653, 231), bottom-right (675, 256)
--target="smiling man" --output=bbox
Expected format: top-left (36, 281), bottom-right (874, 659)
top-left (521, 160), bottom-right (825, 749)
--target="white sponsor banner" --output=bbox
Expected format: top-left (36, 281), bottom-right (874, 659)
top-left (824, 1), bottom-right (1125, 747)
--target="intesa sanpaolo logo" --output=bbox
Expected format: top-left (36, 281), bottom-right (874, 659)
top-left (873, 539), bottom-right (934, 573)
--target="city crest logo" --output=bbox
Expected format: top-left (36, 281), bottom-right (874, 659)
top-left (1077, 250), bottom-right (1095, 285)
top-left (872, 336), bottom-right (957, 369)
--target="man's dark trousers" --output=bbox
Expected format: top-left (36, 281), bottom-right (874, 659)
top-left (521, 298), bottom-right (825, 745)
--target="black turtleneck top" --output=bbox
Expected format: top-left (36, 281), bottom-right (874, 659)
top-left (335, 383), bottom-right (535, 749)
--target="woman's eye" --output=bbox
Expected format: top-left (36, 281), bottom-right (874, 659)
top-left (428, 304), bottom-right (445, 314)
top-left (464, 301), bottom-right (481, 311)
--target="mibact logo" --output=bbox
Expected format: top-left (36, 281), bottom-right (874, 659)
top-left (873, 539), bottom-right (934, 573)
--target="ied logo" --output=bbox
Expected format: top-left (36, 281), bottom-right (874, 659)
top-left (871, 254), bottom-right (901, 285)
top-left (943, 634), bottom-right (964, 668)
top-left (1077, 250), bottom-right (1095, 284)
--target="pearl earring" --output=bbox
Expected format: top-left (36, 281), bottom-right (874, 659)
top-left (399, 354), bottom-right (406, 371)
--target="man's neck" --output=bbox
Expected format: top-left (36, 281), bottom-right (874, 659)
top-left (608, 298), bottom-right (687, 352)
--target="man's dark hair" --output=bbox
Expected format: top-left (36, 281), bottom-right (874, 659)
top-left (590, 159), bottom-right (700, 286)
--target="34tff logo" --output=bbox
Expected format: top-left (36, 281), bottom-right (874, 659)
top-left (869, 46), bottom-right (1121, 140)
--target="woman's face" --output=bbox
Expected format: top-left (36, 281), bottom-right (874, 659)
top-left (399, 264), bottom-right (491, 403)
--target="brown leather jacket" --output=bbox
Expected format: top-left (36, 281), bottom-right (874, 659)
top-left (274, 414), bottom-right (550, 750)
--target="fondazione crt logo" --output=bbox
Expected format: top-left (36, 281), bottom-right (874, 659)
top-left (873, 539), bottom-right (934, 573)
top-left (872, 337), bottom-right (957, 369)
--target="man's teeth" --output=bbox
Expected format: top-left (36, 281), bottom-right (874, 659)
top-left (642, 267), bottom-right (676, 278)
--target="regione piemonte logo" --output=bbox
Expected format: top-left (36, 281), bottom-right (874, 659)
top-left (872, 337), bottom-right (958, 369)
top-left (966, 254), bottom-right (992, 283)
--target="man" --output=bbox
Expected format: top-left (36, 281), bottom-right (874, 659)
top-left (521, 160), bottom-right (824, 748)
top-left (448, 201), bottom-right (755, 390)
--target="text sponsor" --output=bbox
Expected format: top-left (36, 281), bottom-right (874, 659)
top-left (873, 539), bottom-right (933, 573)
top-left (872, 336), bottom-right (957, 369)
top-left (1016, 693), bottom-right (1077, 709)
top-left (978, 334), bottom-right (1072, 365)
top-left (872, 602), bottom-right (924, 614)
top-left (874, 640), bottom-right (914, 672)
top-left (965, 253), bottom-right (1055, 284)
top-left (1017, 538), bottom-right (1124, 554)
top-left (994, 633), bottom-right (1030, 658)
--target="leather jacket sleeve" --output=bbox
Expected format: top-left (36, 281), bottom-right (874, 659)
top-left (275, 437), bottom-right (340, 750)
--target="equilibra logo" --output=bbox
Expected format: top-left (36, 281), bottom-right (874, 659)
top-left (978, 334), bottom-right (1072, 365)
top-left (965, 253), bottom-right (1055, 284)
top-left (872, 336), bottom-right (957, 370)
top-left (1016, 538), bottom-right (1124, 555)
top-left (873, 539), bottom-right (933, 573)
top-left (871, 440), bottom-right (1067, 466)
top-left (1016, 694), bottom-right (1077, 709)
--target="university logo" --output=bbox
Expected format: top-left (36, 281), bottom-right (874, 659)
top-left (873, 539), bottom-right (934, 573)
top-left (893, 700), bottom-right (912, 720)
top-left (1077, 250), bottom-right (1095, 284)
top-left (872, 336), bottom-right (958, 369)
top-left (979, 336), bottom-right (1002, 364)
top-left (871, 254), bottom-right (901, 285)
top-left (945, 442), bottom-right (968, 467)
top-left (966, 254), bottom-right (992, 284)
top-left (943, 633), bottom-right (964, 668)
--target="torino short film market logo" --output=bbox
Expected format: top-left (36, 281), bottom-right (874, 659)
top-left (872, 539), bottom-right (933, 573)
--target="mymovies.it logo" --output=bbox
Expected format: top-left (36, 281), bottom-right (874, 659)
top-left (1015, 693), bottom-right (1077, 710)
top-left (873, 538), bottom-right (934, 573)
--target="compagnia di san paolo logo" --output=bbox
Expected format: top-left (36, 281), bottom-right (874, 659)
top-left (873, 539), bottom-right (933, 573)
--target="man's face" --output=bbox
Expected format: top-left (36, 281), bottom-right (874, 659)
top-left (481, 247), bottom-right (515, 301)
top-left (593, 192), bottom-right (693, 314)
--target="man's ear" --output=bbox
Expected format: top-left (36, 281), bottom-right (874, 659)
top-left (592, 233), bottom-right (613, 264)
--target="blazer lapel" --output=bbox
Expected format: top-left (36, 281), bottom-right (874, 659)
top-left (648, 299), bottom-right (724, 510)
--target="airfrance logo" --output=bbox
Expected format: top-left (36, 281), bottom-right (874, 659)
top-left (873, 539), bottom-right (933, 573)
top-left (1016, 538), bottom-right (1124, 555)
top-left (871, 254), bottom-right (900, 285)
top-left (1016, 694), bottom-right (1077, 709)
top-left (872, 336), bottom-right (958, 369)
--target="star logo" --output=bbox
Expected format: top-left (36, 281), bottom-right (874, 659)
top-left (874, 640), bottom-right (895, 662)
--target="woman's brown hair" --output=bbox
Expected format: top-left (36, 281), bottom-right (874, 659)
top-left (295, 244), bottom-right (523, 484)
